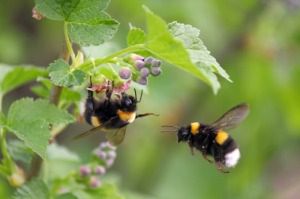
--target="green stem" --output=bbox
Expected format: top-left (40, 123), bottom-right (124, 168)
top-left (0, 94), bottom-right (2, 112)
top-left (64, 22), bottom-right (76, 63)
top-left (78, 44), bottom-right (145, 72)
top-left (0, 128), bottom-right (14, 172)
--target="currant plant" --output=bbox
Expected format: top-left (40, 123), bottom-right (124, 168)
top-left (0, 0), bottom-right (231, 198)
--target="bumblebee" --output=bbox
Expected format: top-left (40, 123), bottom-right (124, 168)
top-left (75, 79), bottom-right (158, 145)
top-left (162, 103), bottom-right (249, 172)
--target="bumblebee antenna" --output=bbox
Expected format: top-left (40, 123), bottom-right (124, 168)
top-left (138, 90), bottom-right (143, 103)
top-left (134, 88), bottom-right (137, 101)
top-left (161, 125), bottom-right (179, 133)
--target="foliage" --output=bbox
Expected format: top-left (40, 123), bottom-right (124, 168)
top-left (0, 0), bottom-right (229, 198)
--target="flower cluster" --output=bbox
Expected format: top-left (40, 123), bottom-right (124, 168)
top-left (78, 142), bottom-right (117, 188)
top-left (118, 54), bottom-right (162, 86)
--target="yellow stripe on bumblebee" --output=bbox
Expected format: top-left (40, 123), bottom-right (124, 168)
top-left (215, 130), bottom-right (229, 145)
top-left (117, 110), bottom-right (136, 123)
top-left (190, 122), bottom-right (200, 135)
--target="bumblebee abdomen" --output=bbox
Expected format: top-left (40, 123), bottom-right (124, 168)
top-left (215, 130), bottom-right (229, 145)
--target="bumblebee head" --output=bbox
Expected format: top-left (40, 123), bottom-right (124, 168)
top-left (177, 127), bottom-right (191, 142)
top-left (120, 93), bottom-right (137, 112)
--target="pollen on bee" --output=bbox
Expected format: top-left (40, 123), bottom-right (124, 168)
top-left (91, 116), bottom-right (101, 127)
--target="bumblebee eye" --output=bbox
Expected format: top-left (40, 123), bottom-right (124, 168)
top-left (124, 99), bottom-right (132, 106)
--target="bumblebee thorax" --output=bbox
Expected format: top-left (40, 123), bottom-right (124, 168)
top-left (190, 122), bottom-right (201, 135)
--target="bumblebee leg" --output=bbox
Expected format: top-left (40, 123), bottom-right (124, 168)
top-left (106, 80), bottom-right (113, 100)
top-left (215, 162), bottom-right (230, 173)
top-left (84, 77), bottom-right (97, 124)
top-left (136, 113), bottom-right (159, 118)
top-left (202, 153), bottom-right (213, 163)
top-left (188, 142), bottom-right (194, 155)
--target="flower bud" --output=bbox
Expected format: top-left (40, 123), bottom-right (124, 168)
top-left (137, 77), bottom-right (148, 85)
top-left (106, 151), bottom-right (117, 159)
top-left (95, 150), bottom-right (107, 160)
top-left (140, 67), bottom-right (150, 78)
top-left (135, 60), bottom-right (145, 70)
top-left (8, 167), bottom-right (25, 187)
top-left (152, 59), bottom-right (161, 68)
top-left (151, 66), bottom-right (161, 76)
top-left (131, 54), bottom-right (144, 61)
top-left (144, 57), bottom-right (155, 66)
top-left (89, 176), bottom-right (102, 188)
top-left (106, 158), bottom-right (115, 168)
top-left (106, 142), bottom-right (117, 150)
top-left (94, 166), bottom-right (106, 175)
top-left (80, 165), bottom-right (92, 176)
top-left (119, 67), bottom-right (131, 80)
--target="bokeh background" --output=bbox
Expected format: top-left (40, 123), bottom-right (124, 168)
top-left (1, 0), bottom-right (300, 198)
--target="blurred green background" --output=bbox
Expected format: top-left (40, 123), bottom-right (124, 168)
top-left (1, 0), bottom-right (300, 198)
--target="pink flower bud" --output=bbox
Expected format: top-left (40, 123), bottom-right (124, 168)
top-left (89, 176), bottom-right (102, 188)
top-left (80, 165), bottom-right (91, 176)
top-left (94, 166), bottom-right (106, 175)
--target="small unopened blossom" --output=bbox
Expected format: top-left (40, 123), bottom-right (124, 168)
top-left (119, 67), bottom-right (132, 79)
top-left (140, 67), bottom-right (150, 78)
top-left (95, 149), bottom-right (107, 160)
top-left (151, 66), bottom-right (161, 76)
top-left (89, 176), bottom-right (102, 188)
top-left (99, 142), bottom-right (109, 149)
top-left (8, 167), bottom-right (25, 187)
top-left (94, 166), bottom-right (106, 175)
top-left (131, 54), bottom-right (144, 61)
top-left (135, 60), bottom-right (145, 70)
top-left (106, 158), bottom-right (115, 168)
top-left (106, 142), bottom-right (117, 150)
top-left (113, 81), bottom-right (131, 94)
top-left (137, 77), bottom-right (148, 85)
top-left (144, 57), bottom-right (155, 66)
top-left (152, 59), bottom-right (161, 68)
top-left (106, 150), bottom-right (117, 159)
top-left (80, 165), bottom-right (92, 176)
top-left (88, 80), bottom-right (110, 93)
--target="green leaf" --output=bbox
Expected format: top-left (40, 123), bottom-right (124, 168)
top-left (0, 111), bottom-right (6, 127)
top-left (46, 143), bottom-right (80, 180)
top-left (0, 65), bottom-right (47, 95)
top-left (13, 179), bottom-right (49, 199)
top-left (48, 59), bottom-right (86, 87)
top-left (73, 184), bottom-right (124, 199)
top-left (127, 27), bottom-right (146, 46)
top-left (168, 22), bottom-right (231, 92)
top-left (6, 98), bottom-right (74, 158)
top-left (34, 0), bottom-right (119, 46)
top-left (7, 140), bottom-right (34, 168)
top-left (0, 64), bottom-right (13, 85)
top-left (56, 193), bottom-right (78, 199)
top-left (142, 6), bottom-right (212, 90)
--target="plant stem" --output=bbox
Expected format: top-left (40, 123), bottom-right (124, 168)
top-left (64, 22), bottom-right (76, 63)
top-left (78, 44), bottom-right (145, 71)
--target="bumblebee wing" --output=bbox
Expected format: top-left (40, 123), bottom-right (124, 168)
top-left (211, 103), bottom-right (249, 130)
top-left (105, 127), bottom-right (127, 146)
top-left (73, 125), bottom-right (108, 140)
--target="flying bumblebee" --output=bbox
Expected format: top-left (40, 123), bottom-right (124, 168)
top-left (75, 79), bottom-right (158, 145)
top-left (162, 103), bottom-right (249, 173)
